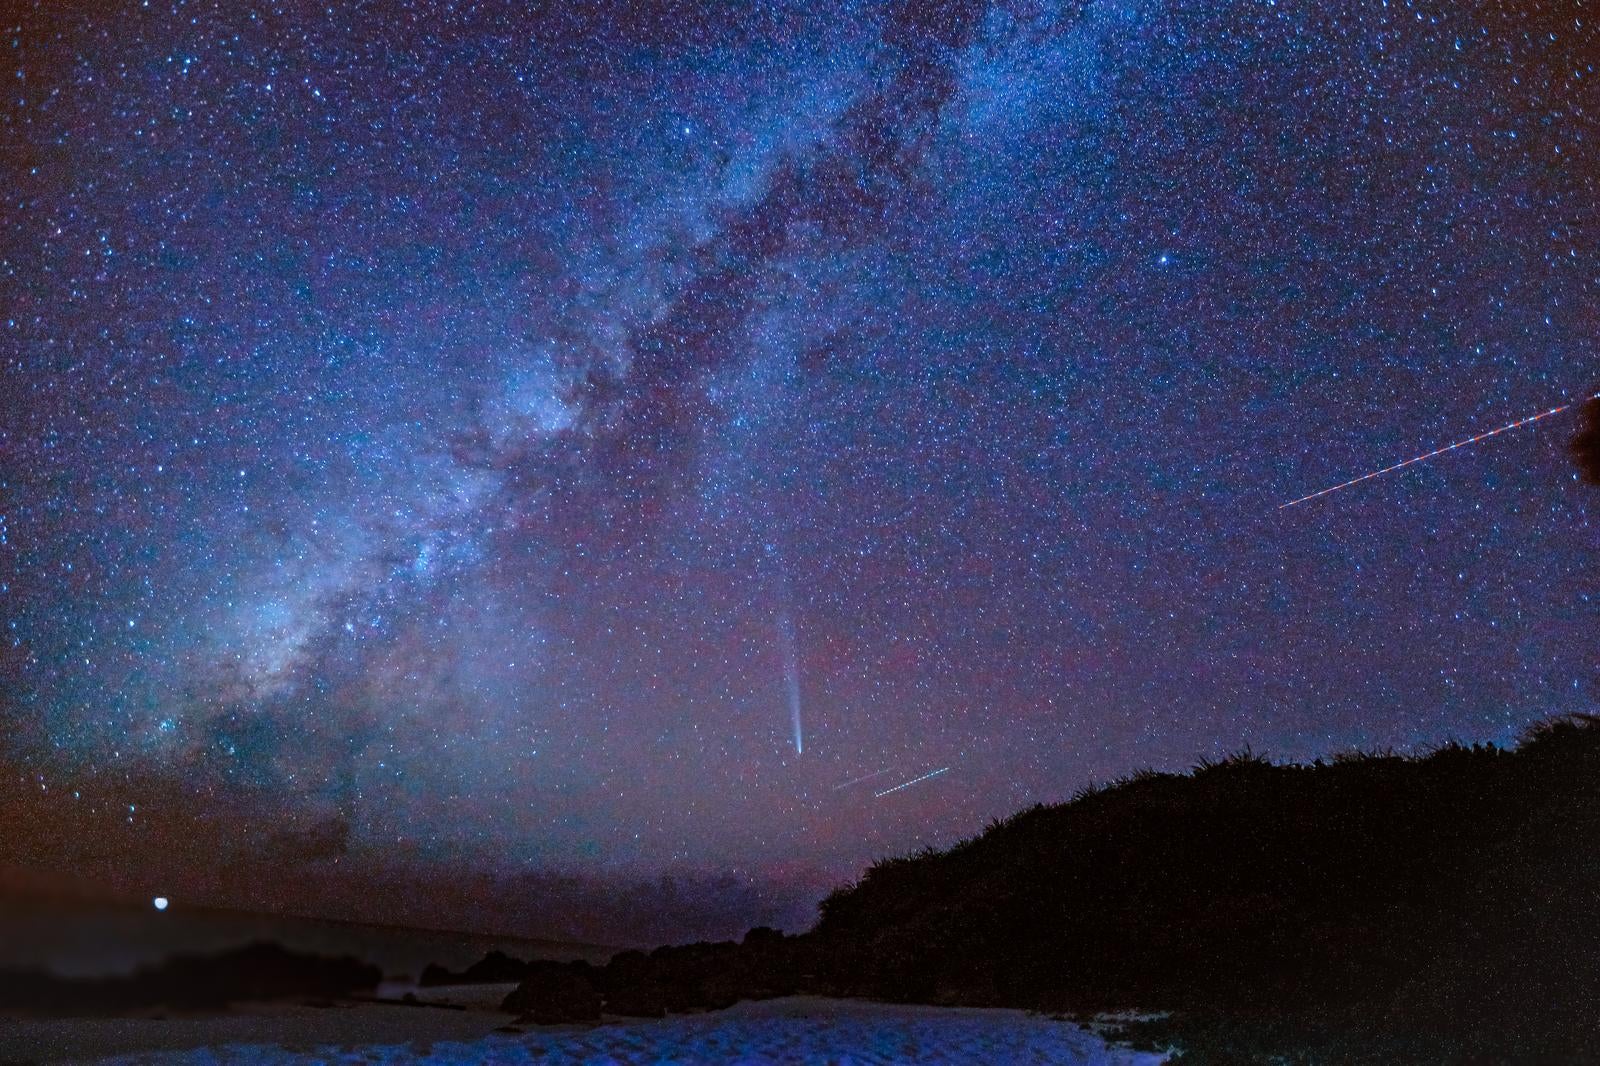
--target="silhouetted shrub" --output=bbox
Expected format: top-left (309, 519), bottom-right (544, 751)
top-left (1570, 396), bottom-right (1600, 484)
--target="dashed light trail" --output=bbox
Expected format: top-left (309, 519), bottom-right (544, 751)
top-left (1280, 394), bottom-right (1597, 509)
top-left (874, 766), bottom-right (951, 798)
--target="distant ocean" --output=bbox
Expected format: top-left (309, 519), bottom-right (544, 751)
top-left (0, 895), bottom-right (619, 978)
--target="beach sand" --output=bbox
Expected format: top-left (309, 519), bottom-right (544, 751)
top-left (3, 992), bottom-right (1168, 1064)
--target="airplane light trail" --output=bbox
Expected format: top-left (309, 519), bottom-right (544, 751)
top-left (874, 766), bottom-right (951, 798)
top-left (1280, 393), bottom-right (1599, 509)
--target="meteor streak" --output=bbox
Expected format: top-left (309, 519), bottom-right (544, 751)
top-left (1280, 393), bottom-right (1599, 509)
top-left (834, 768), bottom-right (896, 790)
top-left (874, 766), bottom-right (950, 798)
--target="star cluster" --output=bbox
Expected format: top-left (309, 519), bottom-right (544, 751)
top-left (1, 0), bottom-right (1596, 940)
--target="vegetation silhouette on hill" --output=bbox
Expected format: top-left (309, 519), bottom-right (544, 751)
top-left (806, 714), bottom-right (1600, 1054)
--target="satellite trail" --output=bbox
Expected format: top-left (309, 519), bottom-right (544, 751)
top-left (875, 766), bottom-right (951, 798)
top-left (1280, 394), bottom-right (1598, 509)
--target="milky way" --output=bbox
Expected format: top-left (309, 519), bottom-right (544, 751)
top-left (1, 1), bottom-right (1596, 940)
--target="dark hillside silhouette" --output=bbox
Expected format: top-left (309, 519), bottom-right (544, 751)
top-left (807, 716), bottom-right (1600, 1055)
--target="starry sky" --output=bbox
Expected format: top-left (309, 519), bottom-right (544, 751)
top-left (1, 0), bottom-right (1596, 943)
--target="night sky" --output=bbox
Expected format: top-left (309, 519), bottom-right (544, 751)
top-left (2, 1), bottom-right (1596, 942)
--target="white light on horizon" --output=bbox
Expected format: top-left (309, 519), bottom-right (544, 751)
top-left (153, 896), bottom-right (169, 912)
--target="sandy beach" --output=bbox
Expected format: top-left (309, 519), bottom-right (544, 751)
top-left (3, 993), bottom-right (1166, 1065)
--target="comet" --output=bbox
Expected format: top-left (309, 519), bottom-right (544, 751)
top-left (1280, 393), bottom-right (1599, 509)
top-left (874, 766), bottom-right (950, 798)
top-left (777, 600), bottom-right (803, 755)
top-left (769, 540), bottom-right (804, 756)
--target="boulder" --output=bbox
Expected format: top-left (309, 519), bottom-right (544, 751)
top-left (501, 965), bottom-right (602, 1024)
